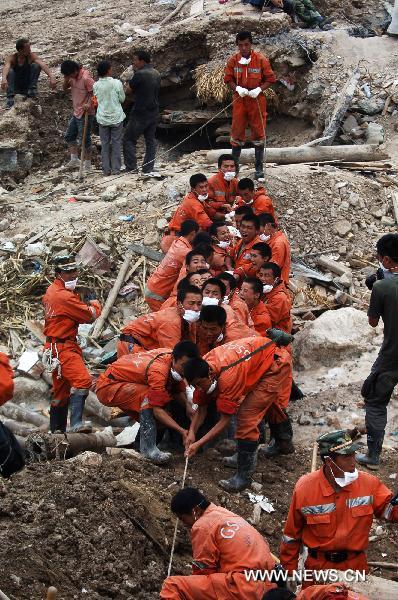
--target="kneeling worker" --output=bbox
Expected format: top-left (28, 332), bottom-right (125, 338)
top-left (96, 341), bottom-right (200, 464)
top-left (160, 487), bottom-right (277, 599)
top-left (42, 256), bottom-right (101, 433)
top-left (280, 429), bottom-right (398, 588)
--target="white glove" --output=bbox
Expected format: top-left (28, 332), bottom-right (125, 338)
top-left (248, 87), bottom-right (262, 99)
top-left (186, 385), bottom-right (195, 404)
top-left (236, 86), bottom-right (249, 98)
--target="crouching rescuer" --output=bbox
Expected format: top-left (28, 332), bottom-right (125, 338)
top-left (42, 256), bottom-right (101, 433)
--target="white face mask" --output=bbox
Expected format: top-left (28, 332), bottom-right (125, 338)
top-left (239, 56), bottom-right (251, 65)
top-left (207, 380), bottom-right (217, 394)
top-left (260, 233), bottom-right (271, 242)
top-left (263, 284), bottom-right (273, 294)
top-left (170, 368), bottom-right (183, 382)
top-left (218, 240), bottom-right (230, 249)
top-left (183, 309), bottom-right (201, 323)
top-left (64, 278), bottom-right (78, 290)
top-left (379, 261), bottom-right (389, 272)
top-left (198, 194), bottom-right (208, 202)
top-left (328, 457), bottom-right (359, 487)
top-left (215, 333), bottom-right (224, 343)
top-left (223, 171), bottom-right (236, 181)
top-left (223, 296), bottom-right (230, 305)
top-left (202, 296), bottom-right (219, 306)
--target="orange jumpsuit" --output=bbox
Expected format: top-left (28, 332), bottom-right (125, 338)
top-left (249, 302), bottom-right (272, 336)
top-left (162, 192), bottom-right (212, 253)
top-left (264, 347), bottom-right (292, 430)
top-left (117, 307), bottom-right (195, 357)
top-left (224, 50), bottom-right (276, 147)
top-left (196, 337), bottom-right (287, 440)
top-left (280, 468), bottom-right (398, 588)
top-left (196, 310), bottom-right (258, 356)
top-left (145, 237), bottom-right (191, 311)
top-left (0, 352), bottom-right (14, 406)
top-left (42, 279), bottom-right (101, 406)
top-left (229, 293), bottom-right (250, 325)
top-left (95, 348), bottom-right (182, 419)
top-left (296, 583), bottom-right (369, 600)
top-left (160, 503), bottom-right (276, 599)
top-left (229, 235), bottom-right (261, 279)
top-left (208, 171), bottom-right (238, 209)
top-left (235, 188), bottom-right (276, 219)
top-left (263, 281), bottom-right (292, 333)
top-left (211, 244), bottom-right (230, 276)
top-left (268, 230), bottom-right (291, 285)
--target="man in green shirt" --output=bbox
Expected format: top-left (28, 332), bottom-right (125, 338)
top-left (93, 60), bottom-right (125, 176)
top-left (357, 233), bottom-right (398, 470)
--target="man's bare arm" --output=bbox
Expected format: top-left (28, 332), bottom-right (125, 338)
top-left (1, 55), bottom-right (12, 90)
top-left (33, 55), bottom-right (56, 88)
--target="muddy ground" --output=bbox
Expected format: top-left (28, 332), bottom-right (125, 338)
top-left (0, 447), bottom-right (398, 599)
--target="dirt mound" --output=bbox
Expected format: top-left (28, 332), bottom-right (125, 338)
top-left (1, 449), bottom-right (398, 598)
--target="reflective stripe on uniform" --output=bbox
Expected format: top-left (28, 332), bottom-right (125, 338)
top-left (301, 503), bottom-right (336, 515)
top-left (282, 534), bottom-right (300, 544)
top-left (144, 286), bottom-right (165, 302)
top-left (248, 68), bottom-right (261, 73)
top-left (192, 560), bottom-right (213, 570)
top-left (346, 495), bottom-right (373, 508)
top-left (214, 191), bottom-right (225, 196)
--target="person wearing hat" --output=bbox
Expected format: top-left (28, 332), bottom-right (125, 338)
top-left (280, 429), bottom-right (398, 589)
top-left (42, 256), bottom-right (101, 433)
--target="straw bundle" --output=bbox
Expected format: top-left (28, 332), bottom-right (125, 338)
top-left (194, 61), bottom-right (278, 109)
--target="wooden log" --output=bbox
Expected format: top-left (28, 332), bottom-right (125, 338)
top-left (317, 255), bottom-right (352, 276)
top-left (368, 561), bottom-right (398, 568)
top-left (206, 145), bottom-right (388, 166)
top-left (0, 402), bottom-right (48, 427)
top-left (336, 570), bottom-right (398, 599)
top-left (128, 243), bottom-right (164, 262)
top-left (391, 191), bottom-right (398, 225)
top-left (91, 253), bottom-right (133, 340)
top-left (1, 418), bottom-right (39, 437)
top-left (319, 66), bottom-right (361, 146)
top-left (161, 0), bottom-right (191, 25)
top-left (85, 391), bottom-right (112, 422)
top-left (25, 429), bottom-right (116, 460)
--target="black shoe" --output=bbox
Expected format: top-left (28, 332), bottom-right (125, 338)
top-left (356, 428), bottom-right (384, 471)
top-left (219, 440), bottom-right (257, 492)
top-left (6, 98), bottom-right (14, 109)
top-left (139, 409), bottom-right (171, 464)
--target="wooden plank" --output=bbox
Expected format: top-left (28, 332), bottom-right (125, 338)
top-left (391, 191), bottom-right (398, 225)
top-left (128, 243), bottom-right (164, 263)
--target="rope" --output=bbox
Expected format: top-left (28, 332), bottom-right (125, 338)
top-left (167, 454), bottom-right (189, 577)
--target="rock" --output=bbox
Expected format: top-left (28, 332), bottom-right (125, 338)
top-left (13, 376), bottom-right (50, 405)
top-left (306, 82), bottom-right (325, 101)
top-left (0, 218), bottom-right (10, 231)
top-left (356, 97), bottom-right (385, 115)
top-left (294, 307), bottom-right (379, 370)
top-left (333, 219), bottom-right (352, 237)
top-left (366, 122), bottom-right (384, 144)
top-left (370, 206), bottom-right (385, 219)
top-left (156, 218), bottom-right (168, 231)
top-left (337, 271), bottom-right (353, 288)
top-left (68, 451), bottom-right (103, 466)
top-left (342, 115), bottom-right (359, 133)
top-left (381, 216), bottom-right (395, 226)
top-left (143, 231), bottom-right (159, 245)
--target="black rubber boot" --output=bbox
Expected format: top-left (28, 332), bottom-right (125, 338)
top-left (139, 409), bottom-right (171, 465)
top-left (49, 405), bottom-right (68, 433)
top-left (223, 452), bottom-right (238, 468)
top-left (254, 145), bottom-right (265, 180)
top-left (260, 415), bottom-right (295, 458)
top-left (67, 390), bottom-right (92, 433)
top-left (219, 439), bottom-right (258, 492)
top-left (231, 146), bottom-right (242, 169)
top-left (356, 428), bottom-right (384, 471)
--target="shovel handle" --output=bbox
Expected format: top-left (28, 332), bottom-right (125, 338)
top-left (46, 587), bottom-right (57, 600)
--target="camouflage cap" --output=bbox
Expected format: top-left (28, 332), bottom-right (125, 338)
top-left (317, 430), bottom-right (362, 457)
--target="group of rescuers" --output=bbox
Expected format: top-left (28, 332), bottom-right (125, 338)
top-left (2, 26), bottom-right (398, 600)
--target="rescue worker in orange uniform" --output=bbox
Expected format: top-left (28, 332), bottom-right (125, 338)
top-left (145, 219), bottom-right (199, 311)
top-left (250, 241), bottom-right (272, 278)
top-left (295, 582), bottom-right (369, 600)
top-left (259, 262), bottom-right (292, 333)
top-left (209, 221), bottom-right (232, 275)
top-left (161, 174), bottom-right (212, 253)
top-left (96, 341), bottom-right (200, 464)
top-left (217, 271), bottom-right (251, 325)
top-left (160, 487), bottom-right (277, 599)
top-left (184, 334), bottom-right (292, 491)
top-left (208, 154), bottom-right (239, 215)
top-left (240, 277), bottom-right (272, 335)
top-left (0, 352), bottom-right (14, 406)
top-left (117, 285), bottom-right (202, 357)
top-left (225, 31), bottom-right (276, 180)
top-left (163, 246), bottom-right (211, 306)
top-left (226, 213), bottom-right (261, 280)
top-left (280, 429), bottom-right (398, 589)
top-left (42, 256), bottom-right (101, 433)
top-left (261, 213), bottom-right (291, 285)
top-left (200, 277), bottom-right (241, 323)
top-left (236, 177), bottom-right (276, 218)
top-left (196, 304), bottom-right (258, 356)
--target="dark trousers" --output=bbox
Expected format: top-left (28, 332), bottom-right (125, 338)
top-left (362, 356), bottom-right (398, 431)
top-left (123, 110), bottom-right (157, 172)
top-left (7, 63), bottom-right (41, 100)
top-left (99, 122), bottom-right (123, 174)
